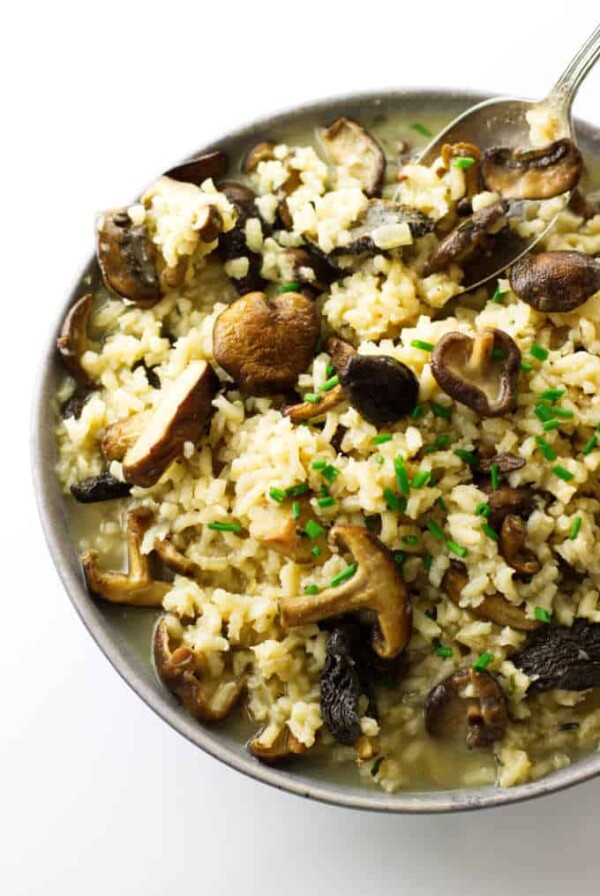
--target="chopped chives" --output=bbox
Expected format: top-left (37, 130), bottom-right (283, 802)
top-left (320, 484), bottom-right (330, 497)
top-left (304, 519), bottom-right (325, 539)
top-left (543, 420), bottom-right (560, 432)
top-left (427, 520), bottom-right (445, 541)
top-left (278, 282), bottom-right (301, 293)
top-left (534, 607), bottom-right (551, 623)
top-left (540, 388), bottom-right (565, 402)
top-left (311, 545), bottom-right (322, 557)
top-left (446, 539), bottom-right (468, 558)
top-left (435, 644), bottom-right (453, 657)
top-left (583, 435), bottom-right (598, 455)
top-left (291, 500), bottom-right (301, 521)
top-left (311, 459), bottom-right (326, 470)
top-left (520, 360), bottom-right (534, 372)
top-left (411, 470), bottom-right (431, 489)
top-left (491, 347), bottom-right (506, 361)
top-left (317, 496), bottom-right (336, 508)
top-left (452, 156), bottom-right (476, 169)
top-left (475, 502), bottom-right (491, 517)
top-left (473, 651), bottom-right (494, 671)
top-left (370, 756), bottom-right (384, 777)
top-left (303, 392), bottom-right (321, 404)
top-left (490, 462), bottom-right (499, 490)
top-left (303, 584), bottom-right (319, 595)
top-left (394, 454), bottom-right (410, 495)
top-left (431, 402), bottom-right (452, 419)
top-left (384, 488), bottom-right (407, 513)
top-left (207, 521), bottom-right (242, 532)
top-left (326, 364), bottom-right (335, 377)
top-left (534, 404), bottom-right (554, 422)
top-left (411, 122), bottom-right (433, 138)
top-left (319, 374), bottom-right (340, 392)
top-left (286, 483), bottom-right (309, 497)
top-left (552, 407), bottom-right (574, 420)
top-left (569, 516), bottom-right (583, 540)
top-left (269, 487), bottom-right (286, 503)
top-left (410, 405), bottom-right (424, 420)
top-left (535, 436), bottom-right (557, 460)
top-left (425, 608), bottom-right (437, 620)
top-left (424, 434), bottom-right (451, 455)
top-left (321, 464), bottom-right (340, 482)
top-left (482, 522), bottom-right (499, 541)
top-left (423, 553), bottom-right (433, 572)
top-left (411, 339), bottom-right (434, 352)
top-left (373, 433), bottom-right (393, 445)
top-left (330, 564), bottom-right (358, 587)
top-left (437, 496), bottom-right (448, 512)
top-left (454, 449), bottom-right (477, 465)
top-left (530, 343), bottom-right (549, 362)
top-left (393, 551), bottom-right (406, 566)
top-left (552, 465), bottom-right (574, 482)
top-left (402, 534), bottom-right (419, 546)
top-left (490, 284), bottom-right (507, 303)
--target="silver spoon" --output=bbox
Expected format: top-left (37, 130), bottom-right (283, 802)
top-left (413, 21), bottom-right (600, 290)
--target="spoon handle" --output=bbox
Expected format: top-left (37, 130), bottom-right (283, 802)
top-left (549, 21), bottom-right (600, 115)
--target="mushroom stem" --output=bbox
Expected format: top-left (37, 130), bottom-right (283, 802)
top-left (467, 331), bottom-right (495, 375)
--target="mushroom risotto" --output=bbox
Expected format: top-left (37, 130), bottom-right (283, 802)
top-left (55, 109), bottom-right (600, 792)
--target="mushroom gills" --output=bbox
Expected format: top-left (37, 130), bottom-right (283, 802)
top-left (96, 209), bottom-right (161, 305)
top-left (321, 117), bottom-right (385, 198)
top-left (424, 667), bottom-right (508, 749)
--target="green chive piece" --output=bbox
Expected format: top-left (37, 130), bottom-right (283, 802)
top-left (490, 462), bottom-right (499, 490)
top-left (454, 449), bottom-right (477, 465)
top-left (475, 502), bottom-right (491, 517)
top-left (384, 488), bottom-right (407, 513)
top-left (303, 584), bottom-right (319, 595)
top-left (311, 546), bottom-right (322, 557)
top-left (411, 470), bottom-right (431, 489)
top-left (311, 459), bottom-right (326, 470)
top-left (303, 392), bottom-right (321, 404)
top-left (321, 464), bottom-right (340, 483)
top-left (374, 454), bottom-right (385, 465)
top-left (393, 551), bottom-right (406, 566)
top-left (431, 402), bottom-right (452, 419)
top-left (437, 496), bottom-right (448, 512)
top-left (490, 285), bottom-right (507, 303)
top-left (491, 347), bottom-right (506, 361)
top-left (330, 564), bottom-right (358, 587)
top-left (530, 343), bottom-right (549, 362)
top-left (319, 375), bottom-right (340, 392)
top-left (569, 516), bottom-right (583, 540)
top-left (552, 407), bottom-right (574, 420)
top-left (326, 364), bottom-right (335, 377)
top-left (304, 519), bottom-right (325, 539)
top-left (370, 756), bottom-right (384, 778)
top-left (394, 454), bottom-right (410, 496)
top-left (540, 388), bottom-right (565, 402)
top-left (543, 420), bottom-right (560, 432)
top-left (207, 521), bottom-right (242, 533)
top-left (269, 487), bottom-right (286, 503)
top-left (583, 435), bottom-right (598, 456)
top-left (402, 534), bottom-right (419, 546)
top-left (320, 484), bottom-right (330, 497)
top-left (520, 360), bottom-right (534, 372)
top-left (317, 496), bottom-right (335, 508)
top-left (596, 423), bottom-right (600, 432)
top-left (425, 608), bottom-right (437, 620)
top-left (427, 520), bottom-right (445, 541)
top-left (291, 501), bottom-right (301, 521)
top-left (373, 433), bottom-right (393, 445)
top-left (535, 436), bottom-right (557, 460)
top-left (553, 465), bottom-right (574, 482)
top-left (286, 483), bottom-right (309, 497)
top-left (278, 282), bottom-right (301, 294)
top-left (411, 123), bottom-right (433, 138)
top-left (534, 607), bottom-right (551, 623)
top-left (434, 435), bottom-right (451, 450)
top-left (452, 156), bottom-right (476, 169)
top-left (473, 651), bottom-right (494, 671)
top-left (410, 405), bottom-right (424, 420)
top-left (534, 404), bottom-right (554, 422)
top-left (435, 645), bottom-right (453, 658)
top-left (446, 539), bottom-right (468, 558)
top-left (482, 522), bottom-right (499, 541)
top-left (423, 553), bottom-right (433, 572)
top-left (410, 339), bottom-right (434, 352)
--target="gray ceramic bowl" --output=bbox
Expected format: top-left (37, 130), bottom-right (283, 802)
top-left (33, 89), bottom-right (600, 813)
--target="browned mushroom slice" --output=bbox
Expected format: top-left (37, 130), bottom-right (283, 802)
top-left (123, 360), bottom-right (218, 487)
top-left (82, 508), bottom-right (171, 606)
top-left (282, 385), bottom-right (346, 423)
top-left (443, 561), bottom-right (540, 632)
top-left (441, 142), bottom-right (482, 198)
top-left (485, 486), bottom-right (535, 531)
top-left (56, 293), bottom-right (94, 385)
top-left (154, 618), bottom-right (246, 722)
top-left (279, 525), bottom-right (412, 659)
top-left (242, 141), bottom-right (277, 174)
top-left (499, 514), bottom-right (540, 575)
top-left (101, 411), bottom-right (151, 462)
top-left (96, 209), bottom-right (161, 306)
top-left (213, 291), bottom-right (319, 396)
top-left (335, 199), bottom-right (434, 256)
top-left (249, 726), bottom-right (308, 763)
top-left (163, 150), bottom-right (228, 185)
top-left (218, 181), bottom-right (265, 295)
top-left (322, 118), bottom-right (385, 198)
top-left (509, 251), bottom-right (600, 313)
top-left (154, 536), bottom-right (202, 579)
top-left (283, 246), bottom-right (342, 292)
top-left (325, 336), bottom-right (357, 369)
top-left (476, 451), bottom-right (525, 474)
top-left (253, 500), bottom-right (330, 564)
top-left (424, 667), bottom-right (508, 748)
top-left (569, 188), bottom-right (600, 220)
top-left (71, 471), bottom-right (132, 504)
top-left (431, 328), bottom-right (520, 417)
top-left (481, 138), bottom-right (583, 200)
top-left (423, 200), bottom-right (509, 275)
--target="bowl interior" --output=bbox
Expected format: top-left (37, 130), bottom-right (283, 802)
top-left (33, 88), bottom-right (600, 813)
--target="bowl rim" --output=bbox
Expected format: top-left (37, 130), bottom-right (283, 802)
top-left (32, 86), bottom-right (600, 814)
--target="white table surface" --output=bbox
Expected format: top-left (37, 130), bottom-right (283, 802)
top-left (3, 2), bottom-right (600, 893)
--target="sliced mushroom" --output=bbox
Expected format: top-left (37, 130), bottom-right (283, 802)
top-left (96, 209), bottom-right (161, 306)
top-left (441, 142), bottom-right (482, 198)
top-left (481, 138), bottom-right (582, 200)
top-left (424, 667), bottom-right (508, 748)
top-left (163, 150), bottom-right (228, 185)
top-left (335, 199), bottom-right (434, 256)
top-left (154, 537), bottom-right (202, 579)
top-left (213, 291), bottom-right (319, 396)
top-left (279, 525), bottom-right (412, 659)
top-left (218, 181), bottom-right (265, 294)
top-left (320, 627), bottom-right (363, 746)
top-left (485, 486), bottom-right (535, 531)
top-left (253, 500), bottom-right (330, 564)
top-left (123, 360), bottom-right (218, 487)
top-left (569, 188), bottom-right (600, 221)
top-left (242, 141), bottom-right (276, 174)
top-left (70, 470), bottom-right (132, 504)
top-left (321, 118), bottom-right (385, 198)
top-left (248, 726), bottom-right (308, 763)
top-left (512, 619), bottom-right (600, 690)
top-left (282, 385), bottom-right (346, 423)
top-left (60, 386), bottom-right (94, 420)
top-left (101, 411), bottom-right (151, 462)
top-left (509, 251), bottom-right (600, 313)
top-left (154, 618), bottom-right (246, 721)
top-left (431, 328), bottom-right (520, 417)
top-left (499, 514), bottom-right (540, 575)
top-left (423, 200), bottom-right (509, 275)
top-left (56, 293), bottom-right (94, 385)
top-left (443, 561), bottom-right (540, 632)
top-left (339, 354), bottom-right (419, 426)
top-left (283, 245), bottom-right (342, 292)
top-left (82, 508), bottom-right (171, 606)
top-left (476, 451), bottom-right (525, 474)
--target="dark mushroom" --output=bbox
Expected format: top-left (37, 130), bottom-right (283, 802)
top-left (431, 328), bottom-right (520, 417)
top-left (279, 525), bottom-right (412, 659)
top-left (443, 561), bottom-right (540, 632)
top-left (218, 181), bottom-right (265, 294)
top-left (60, 386), bottom-right (94, 420)
top-left (499, 514), bottom-right (540, 575)
top-left (153, 536), bottom-right (202, 579)
top-left (70, 470), bottom-right (132, 504)
top-left (282, 385), bottom-right (346, 423)
top-left (101, 411), bottom-right (151, 462)
top-left (253, 498), bottom-right (330, 564)
top-left (424, 667), bottom-right (508, 748)
top-left (512, 619), bottom-right (600, 690)
top-left (96, 209), bottom-right (161, 306)
top-left (132, 359), bottom-right (161, 389)
top-left (320, 627), bottom-right (363, 746)
top-left (163, 150), bottom-right (228, 185)
top-left (476, 451), bottom-right (525, 474)
top-left (123, 360), bottom-right (218, 487)
top-left (509, 251), bottom-right (600, 313)
top-left (242, 141), bottom-right (276, 174)
top-left (569, 188), bottom-right (600, 220)
top-left (213, 291), bottom-right (319, 396)
top-left (481, 138), bottom-right (583, 200)
top-left (56, 293), bottom-right (94, 386)
top-left (248, 727), bottom-right (308, 763)
top-left (485, 486), bottom-right (535, 530)
top-left (321, 118), bottom-right (385, 198)
top-left (338, 355), bottom-right (419, 426)
top-left (334, 199), bottom-right (434, 256)
top-left (283, 246), bottom-right (342, 292)
top-left (423, 200), bottom-right (509, 275)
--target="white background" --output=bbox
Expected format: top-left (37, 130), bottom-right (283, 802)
top-left (3, 2), bottom-right (600, 893)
